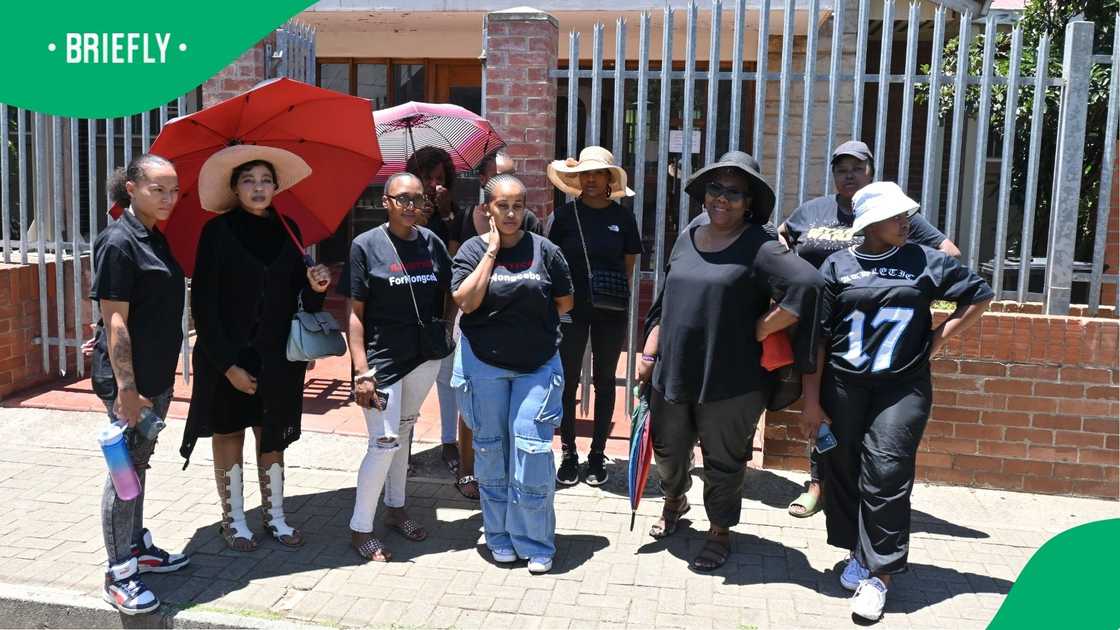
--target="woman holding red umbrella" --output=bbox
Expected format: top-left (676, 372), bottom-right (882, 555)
top-left (180, 145), bottom-right (332, 551)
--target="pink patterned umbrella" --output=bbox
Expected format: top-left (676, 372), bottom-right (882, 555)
top-left (372, 101), bottom-right (504, 182)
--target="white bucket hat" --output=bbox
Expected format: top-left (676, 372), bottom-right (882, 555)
top-left (197, 144), bottom-right (312, 213)
top-left (851, 181), bottom-right (920, 235)
top-left (547, 146), bottom-right (635, 199)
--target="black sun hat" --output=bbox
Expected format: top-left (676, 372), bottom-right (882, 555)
top-left (684, 151), bottom-right (776, 224)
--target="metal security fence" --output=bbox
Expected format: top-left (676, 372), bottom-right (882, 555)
top-left (0, 21), bottom-right (315, 380)
top-left (550, 0), bottom-right (1118, 408)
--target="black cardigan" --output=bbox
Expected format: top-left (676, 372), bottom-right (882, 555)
top-left (180, 209), bottom-right (325, 465)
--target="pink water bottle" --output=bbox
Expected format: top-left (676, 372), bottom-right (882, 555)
top-left (98, 422), bottom-right (141, 501)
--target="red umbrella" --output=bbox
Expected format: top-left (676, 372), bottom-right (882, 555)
top-left (372, 101), bottom-right (503, 182)
top-left (111, 77), bottom-right (382, 275)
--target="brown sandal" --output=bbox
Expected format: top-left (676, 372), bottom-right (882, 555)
top-left (690, 533), bottom-right (731, 572)
top-left (649, 497), bottom-right (690, 539)
top-left (219, 523), bottom-right (259, 552)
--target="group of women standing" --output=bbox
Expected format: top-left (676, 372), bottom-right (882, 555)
top-left (91, 133), bottom-right (991, 624)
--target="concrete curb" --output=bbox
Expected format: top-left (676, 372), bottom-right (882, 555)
top-left (0, 582), bottom-right (332, 629)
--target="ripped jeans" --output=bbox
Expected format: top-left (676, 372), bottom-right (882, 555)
top-left (350, 359), bottom-right (441, 533)
top-left (452, 335), bottom-right (563, 560)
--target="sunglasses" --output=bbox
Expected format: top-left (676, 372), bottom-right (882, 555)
top-left (386, 193), bottom-right (428, 208)
top-left (705, 182), bottom-right (747, 203)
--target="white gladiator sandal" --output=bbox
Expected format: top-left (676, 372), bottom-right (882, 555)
top-left (215, 463), bottom-right (258, 551)
top-left (260, 463), bottom-right (304, 547)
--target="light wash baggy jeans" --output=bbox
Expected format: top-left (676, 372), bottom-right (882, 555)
top-left (451, 335), bottom-right (563, 560)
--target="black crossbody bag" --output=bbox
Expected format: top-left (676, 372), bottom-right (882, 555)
top-left (380, 226), bottom-right (455, 361)
top-left (571, 202), bottom-right (630, 312)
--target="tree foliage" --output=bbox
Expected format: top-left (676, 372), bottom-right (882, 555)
top-left (917, 0), bottom-right (1117, 259)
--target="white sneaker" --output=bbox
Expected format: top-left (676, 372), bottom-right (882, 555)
top-left (850, 576), bottom-right (888, 621)
top-left (840, 554), bottom-right (871, 591)
top-left (490, 547), bottom-right (517, 564)
top-left (527, 557), bottom-right (553, 574)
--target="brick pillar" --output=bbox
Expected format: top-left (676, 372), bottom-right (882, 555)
top-left (201, 36), bottom-right (273, 109)
top-left (485, 7), bottom-right (559, 221)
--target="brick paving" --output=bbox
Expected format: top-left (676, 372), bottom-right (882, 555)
top-left (0, 406), bottom-right (1116, 629)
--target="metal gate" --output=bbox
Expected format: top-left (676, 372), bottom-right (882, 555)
top-left (0, 21), bottom-right (315, 381)
top-left (550, 0), bottom-right (1119, 412)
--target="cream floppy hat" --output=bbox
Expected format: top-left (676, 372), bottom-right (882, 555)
top-left (547, 146), bottom-right (635, 200)
top-left (851, 181), bottom-right (920, 235)
top-left (197, 144), bottom-right (312, 213)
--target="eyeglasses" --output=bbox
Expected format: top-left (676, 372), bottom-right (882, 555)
top-left (705, 182), bottom-right (747, 203)
top-left (386, 194), bottom-right (427, 208)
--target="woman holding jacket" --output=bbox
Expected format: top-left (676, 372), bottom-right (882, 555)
top-left (181, 145), bottom-right (332, 552)
top-left (638, 151), bottom-right (824, 572)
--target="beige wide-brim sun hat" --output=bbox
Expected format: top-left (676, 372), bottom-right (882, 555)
top-left (197, 144), bottom-right (312, 213)
top-left (547, 146), bottom-right (635, 200)
top-left (851, 181), bottom-right (920, 235)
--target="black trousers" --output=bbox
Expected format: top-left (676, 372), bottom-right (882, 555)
top-left (649, 388), bottom-right (765, 529)
top-left (819, 368), bottom-right (932, 575)
top-left (559, 311), bottom-right (627, 455)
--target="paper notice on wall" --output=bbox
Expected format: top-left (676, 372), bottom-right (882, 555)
top-left (669, 129), bottom-right (701, 154)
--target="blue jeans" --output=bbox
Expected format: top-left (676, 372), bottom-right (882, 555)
top-left (451, 335), bottom-right (563, 560)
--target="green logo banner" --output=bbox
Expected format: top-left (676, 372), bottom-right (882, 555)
top-left (990, 518), bottom-right (1120, 629)
top-left (0, 1), bottom-right (315, 118)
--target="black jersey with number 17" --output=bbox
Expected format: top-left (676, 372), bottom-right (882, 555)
top-left (819, 243), bottom-right (993, 378)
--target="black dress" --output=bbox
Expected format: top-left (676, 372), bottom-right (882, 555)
top-left (180, 208), bottom-right (325, 465)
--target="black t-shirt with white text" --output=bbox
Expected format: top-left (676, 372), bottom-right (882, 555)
top-left (349, 225), bottom-right (452, 386)
top-left (452, 232), bottom-right (572, 372)
top-left (820, 243), bottom-right (993, 379)
top-left (783, 195), bottom-right (948, 268)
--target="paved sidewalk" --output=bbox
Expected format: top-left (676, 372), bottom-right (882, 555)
top-left (0, 407), bottom-right (1115, 629)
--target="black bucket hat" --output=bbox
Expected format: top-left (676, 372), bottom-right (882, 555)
top-left (684, 151), bottom-right (776, 224)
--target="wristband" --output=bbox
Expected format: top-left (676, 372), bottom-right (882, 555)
top-left (641, 353), bottom-right (658, 363)
top-left (484, 251), bottom-right (498, 260)
top-left (355, 368), bottom-right (377, 382)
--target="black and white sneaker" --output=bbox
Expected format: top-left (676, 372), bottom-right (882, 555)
top-left (103, 558), bottom-right (160, 615)
top-left (132, 529), bottom-right (189, 574)
top-left (584, 453), bottom-right (609, 487)
top-left (556, 452), bottom-right (580, 486)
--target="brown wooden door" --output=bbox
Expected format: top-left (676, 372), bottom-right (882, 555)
top-left (434, 62), bottom-right (482, 114)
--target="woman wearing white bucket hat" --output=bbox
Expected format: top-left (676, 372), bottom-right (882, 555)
top-left (802, 181), bottom-right (992, 621)
top-left (547, 146), bottom-right (642, 487)
top-left (181, 144), bottom-right (333, 553)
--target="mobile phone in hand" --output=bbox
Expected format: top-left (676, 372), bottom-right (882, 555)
top-left (374, 389), bottom-right (391, 410)
top-left (815, 424), bottom-right (838, 454)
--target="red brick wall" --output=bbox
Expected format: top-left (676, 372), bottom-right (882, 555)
top-left (764, 307), bottom-right (1120, 499)
top-left (484, 10), bottom-right (559, 222)
top-left (201, 36), bottom-right (271, 109)
top-left (0, 259), bottom-right (92, 399)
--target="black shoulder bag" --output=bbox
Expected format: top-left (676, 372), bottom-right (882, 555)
top-left (572, 202), bottom-right (630, 312)
top-left (380, 225), bottom-right (455, 360)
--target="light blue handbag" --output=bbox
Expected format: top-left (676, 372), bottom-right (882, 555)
top-left (286, 294), bottom-right (347, 362)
